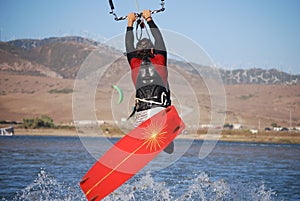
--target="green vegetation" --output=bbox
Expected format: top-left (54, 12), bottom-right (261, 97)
top-left (56, 125), bottom-right (75, 130)
top-left (0, 120), bottom-right (7, 124)
top-left (239, 94), bottom-right (254, 100)
top-left (48, 88), bottom-right (73, 94)
top-left (223, 123), bottom-right (233, 129)
top-left (23, 115), bottom-right (56, 129)
top-left (21, 90), bottom-right (35, 94)
top-left (100, 123), bottom-right (125, 135)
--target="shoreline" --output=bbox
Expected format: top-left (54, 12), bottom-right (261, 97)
top-left (12, 128), bottom-right (300, 144)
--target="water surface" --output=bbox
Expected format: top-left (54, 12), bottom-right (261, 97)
top-left (0, 136), bottom-right (299, 200)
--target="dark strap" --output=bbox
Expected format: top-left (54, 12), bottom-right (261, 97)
top-left (135, 84), bottom-right (171, 111)
top-left (135, 19), bottom-right (146, 41)
top-left (127, 85), bottom-right (171, 119)
top-left (109, 0), bottom-right (114, 10)
top-left (127, 105), bottom-right (137, 120)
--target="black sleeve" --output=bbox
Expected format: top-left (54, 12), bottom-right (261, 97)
top-left (125, 26), bottom-right (136, 63)
top-left (147, 20), bottom-right (167, 59)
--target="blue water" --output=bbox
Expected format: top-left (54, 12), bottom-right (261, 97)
top-left (0, 136), bottom-right (299, 200)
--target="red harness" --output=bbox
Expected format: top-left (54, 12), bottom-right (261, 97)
top-left (129, 54), bottom-right (167, 87)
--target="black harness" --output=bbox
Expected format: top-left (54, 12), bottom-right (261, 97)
top-left (128, 57), bottom-right (171, 118)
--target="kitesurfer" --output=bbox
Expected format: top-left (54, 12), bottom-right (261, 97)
top-left (126, 10), bottom-right (174, 154)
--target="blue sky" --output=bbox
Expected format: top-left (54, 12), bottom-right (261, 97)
top-left (0, 0), bottom-right (299, 74)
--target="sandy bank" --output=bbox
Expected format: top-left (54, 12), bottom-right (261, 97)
top-left (15, 128), bottom-right (78, 137)
top-left (13, 128), bottom-right (300, 144)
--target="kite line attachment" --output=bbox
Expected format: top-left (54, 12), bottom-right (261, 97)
top-left (108, 0), bottom-right (165, 21)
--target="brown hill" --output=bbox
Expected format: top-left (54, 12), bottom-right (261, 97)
top-left (0, 39), bottom-right (97, 78)
top-left (1, 72), bottom-right (299, 130)
top-left (0, 37), bottom-right (299, 130)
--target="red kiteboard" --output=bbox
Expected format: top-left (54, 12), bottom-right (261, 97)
top-left (80, 106), bottom-right (184, 201)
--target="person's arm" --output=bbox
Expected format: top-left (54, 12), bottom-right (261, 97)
top-left (142, 10), bottom-right (166, 57)
top-left (126, 13), bottom-right (136, 63)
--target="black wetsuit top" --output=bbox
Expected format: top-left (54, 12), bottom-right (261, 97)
top-left (126, 20), bottom-right (171, 112)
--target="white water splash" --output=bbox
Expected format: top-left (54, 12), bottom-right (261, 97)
top-left (3, 169), bottom-right (277, 201)
top-left (104, 172), bottom-right (171, 201)
top-left (7, 169), bottom-right (85, 201)
top-left (251, 184), bottom-right (278, 201)
top-left (175, 172), bottom-right (230, 201)
top-left (105, 171), bottom-right (276, 201)
top-left (176, 172), bottom-right (277, 201)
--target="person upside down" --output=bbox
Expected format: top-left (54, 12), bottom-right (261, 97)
top-left (125, 10), bottom-right (174, 154)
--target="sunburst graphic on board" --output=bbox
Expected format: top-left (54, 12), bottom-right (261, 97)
top-left (142, 119), bottom-right (168, 152)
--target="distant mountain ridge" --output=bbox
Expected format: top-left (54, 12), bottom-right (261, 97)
top-left (220, 68), bottom-right (299, 85)
top-left (1, 36), bottom-right (299, 84)
top-left (7, 36), bottom-right (100, 50)
top-left (0, 36), bottom-right (117, 78)
top-left (169, 60), bottom-right (300, 85)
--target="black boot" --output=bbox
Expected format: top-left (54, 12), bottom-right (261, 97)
top-left (163, 141), bottom-right (174, 154)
